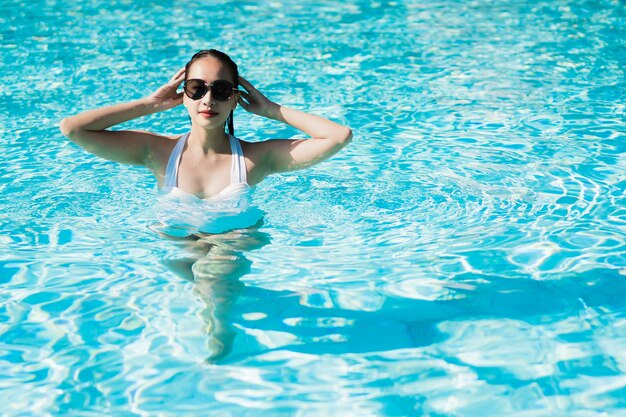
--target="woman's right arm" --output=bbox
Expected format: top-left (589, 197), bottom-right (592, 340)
top-left (59, 67), bottom-right (185, 166)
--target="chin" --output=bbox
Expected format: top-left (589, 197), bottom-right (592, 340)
top-left (195, 119), bottom-right (226, 130)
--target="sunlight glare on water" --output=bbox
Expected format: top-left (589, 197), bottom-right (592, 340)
top-left (1, 0), bottom-right (625, 416)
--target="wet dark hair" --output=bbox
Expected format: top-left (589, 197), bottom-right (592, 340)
top-left (185, 49), bottom-right (238, 135)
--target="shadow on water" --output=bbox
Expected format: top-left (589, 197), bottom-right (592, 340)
top-left (220, 267), bottom-right (626, 365)
top-left (160, 224), bottom-right (272, 363)
top-left (157, 216), bottom-right (626, 367)
top-left (159, 223), bottom-right (626, 366)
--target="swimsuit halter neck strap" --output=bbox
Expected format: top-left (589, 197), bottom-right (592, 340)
top-left (228, 134), bottom-right (247, 184)
top-left (164, 132), bottom-right (189, 189)
top-left (164, 132), bottom-right (247, 189)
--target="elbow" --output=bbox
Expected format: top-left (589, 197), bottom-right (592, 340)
top-left (59, 117), bottom-right (82, 143)
top-left (337, 127), bottom-right (352, 148)
top-left (59, 118), bottom-right (73, 139)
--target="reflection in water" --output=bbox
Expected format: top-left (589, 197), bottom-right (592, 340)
top-left (161, 225), bottom-right (271, 362)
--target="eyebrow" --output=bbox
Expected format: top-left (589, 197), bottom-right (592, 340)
top-left (186, 77), bottom-right (234, 83)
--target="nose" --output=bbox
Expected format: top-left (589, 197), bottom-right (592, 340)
top-left (200, 88), bottom-right (216, 107)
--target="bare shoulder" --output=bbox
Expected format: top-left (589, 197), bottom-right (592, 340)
top-left (238, 138), bottom-right (276, 185)
top-left (234, 135), bottom-right (349, 184)
top-left (239, 137), bottom-right (300, 158)
top-left (148, 132), bottom-right (183, 151)
top-left (143, 132), bottom-right (185, 177)
top-left (239, 138), bottom-right (271, 159)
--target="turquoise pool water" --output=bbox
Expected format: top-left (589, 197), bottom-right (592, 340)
top-left (2, 0), bottom-right (626, 415)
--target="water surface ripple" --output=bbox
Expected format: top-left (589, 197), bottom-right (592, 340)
top-left (1, 0), bottom-right (625, 416)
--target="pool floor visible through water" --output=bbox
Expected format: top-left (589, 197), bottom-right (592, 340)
top-left (1, 0), bottom-right (626, 415)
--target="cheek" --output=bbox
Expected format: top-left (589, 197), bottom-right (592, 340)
top-left (182, 97), bottom-right (195, 112)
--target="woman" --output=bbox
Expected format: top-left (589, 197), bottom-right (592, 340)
top-left (59, 49), bottom-right (352, 213)
top-left (60, 49), bottom-right (352, 360)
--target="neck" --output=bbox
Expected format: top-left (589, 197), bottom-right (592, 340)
top-left (188, 124), bottom-right (231, 156)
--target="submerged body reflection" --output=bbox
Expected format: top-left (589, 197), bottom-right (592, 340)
top-left (162, 225), bottom-right (271, 362)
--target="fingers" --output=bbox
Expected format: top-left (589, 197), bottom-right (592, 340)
top-left (237, 92), bottom-right (253, 111)
top-left (169, 66), bottom-right (186, 86)
top-left (238, 76), bottom-right (255, 92)
top-left (174, 94), bottom-right (184, 107)
top-left (238, 90), bottom-right (252, 105)
top-left (167, 92), bottom-right (184, 108)
top-left (173, 66), bottom-right (186, 80)
top-left (238, 90), bottom-right (251, 102)
top-left (237, 95), bottom-right (249, 109)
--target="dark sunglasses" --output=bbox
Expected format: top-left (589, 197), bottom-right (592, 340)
top-left (183, 79), bottom-right (238, 101)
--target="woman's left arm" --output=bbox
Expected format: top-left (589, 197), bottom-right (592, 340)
top-left (238, 77), bottom-right (352, 173)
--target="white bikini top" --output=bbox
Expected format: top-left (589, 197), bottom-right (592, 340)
top-left (162, 131), bottom-right (251, 200)
top-left (155, 132), bottom-right (264, 237)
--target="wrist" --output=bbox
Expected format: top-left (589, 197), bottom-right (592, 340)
top-left (140, 97), bottom-right (166, 114)
top-left (265, 102), bottom-right (283, 121)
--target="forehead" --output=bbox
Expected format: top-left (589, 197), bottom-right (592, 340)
top-left (187, 57), bottom-right (234, 83)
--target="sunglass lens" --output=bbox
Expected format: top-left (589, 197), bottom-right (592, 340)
top-left (212, 80), bottom-right (233, 101)
top-left (185, 80), bottom-right (208, 100)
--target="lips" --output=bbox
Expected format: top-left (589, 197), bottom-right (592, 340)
top-left (199, 110), bottom-right (219, 118)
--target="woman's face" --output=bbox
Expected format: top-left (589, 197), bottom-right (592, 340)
top-left (183, 56), bottom-right (238, 130)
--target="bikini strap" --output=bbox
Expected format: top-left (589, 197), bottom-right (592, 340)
top-left (228, 134), bottom-right (247, 184)
top-left (164, 132), bottom-right (189, 188)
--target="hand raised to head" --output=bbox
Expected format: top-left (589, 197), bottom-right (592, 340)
top-left (237, 76), bottom-right (277, 118)
top-left (148, 67), bottom-right (186, 111)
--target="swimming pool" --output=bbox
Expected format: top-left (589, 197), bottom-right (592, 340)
top-left (2, 0), bottom-right (625, 415)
